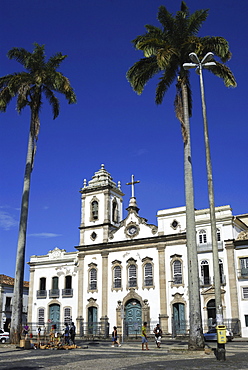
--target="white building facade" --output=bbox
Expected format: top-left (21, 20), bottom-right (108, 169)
top-left (0, 275), bottom-right (29, 332)
top-left (27, 165), bottom-right (248, 337)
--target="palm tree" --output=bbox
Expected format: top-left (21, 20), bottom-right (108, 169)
top-left (0, 43), bottom-right (76, 343)
top-left (126, 2), bottom-right (236, 349)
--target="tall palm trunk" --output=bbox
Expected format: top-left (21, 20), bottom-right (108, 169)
top-left (10, 117), bottom-right (35, 344)
top-left (181, 82), bottom-right (204, 350)
top-left (198, 68), bottom-right (223, 325)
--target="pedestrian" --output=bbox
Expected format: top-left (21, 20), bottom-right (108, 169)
top-left (64, 323), bottom-right (70, 345)
top-left (141, 322), bottom-right (149, 350)
top-left (153, 323), bottom-right (162, 348)
top-left (111, 326), bottom-right (121, 347)
top-left (22, 325), bottom-right (29, 340)
top-left (70, 322), bottom-right (76, 344)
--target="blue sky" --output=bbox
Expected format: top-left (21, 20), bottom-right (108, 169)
top-left (1, 0), bottom-right (247, 281)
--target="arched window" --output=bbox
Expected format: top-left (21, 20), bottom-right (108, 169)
top-left (114, 266), bottom-right (121, 288)
top-left (64, 307), bottom-right (71, 324)
top-left (199, 229), bottom-right (207, 244)
top-left (173, 260), bottom-right (182, 284)
top-left (112, 200), bottom-right (118, 223)
top-left (90, 268), bottom-right (97, 290)
top-left (91, 200), bottom-right (98, 220)
top-left (200, 260), bottom-right (210, 285)
top-left (128, 265), bottom-right (137, 288)
top-left (38, 308), bottom-right (45, 325)
top-left (144, 263), bottom-right (153, 286)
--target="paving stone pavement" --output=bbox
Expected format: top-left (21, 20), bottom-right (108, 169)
top-left (0, 339), bottom-right (248, 370)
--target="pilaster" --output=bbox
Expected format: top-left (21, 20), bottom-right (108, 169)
top-left (157, 244), bottom-right (168, 333)
top-left (225, 240), bottom-right (239, 318)
top-left (101, 251), bottom-right (109, 317)
top-left (77, 253), bottom-right (85, 327)
top-left (27, 267), bottom-right (34, 323)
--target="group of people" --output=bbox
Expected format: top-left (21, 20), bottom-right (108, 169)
top-left (111, 322), bottom-right (162, 350)
top-left (63, 322), bottom-right (76, 345)
top-left (142, 322), bottom-right (162, 350)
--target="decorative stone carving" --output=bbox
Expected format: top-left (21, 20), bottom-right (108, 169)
top-left (48, 247), bottom-right (65, 259)
top-left (236, 231), bottom-right (248, 240)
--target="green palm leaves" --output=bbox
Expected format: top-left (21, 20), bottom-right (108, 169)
top-left (0, 43), bottom-right (76, 127)
top-left (127, 2), bottom-right (236, 115)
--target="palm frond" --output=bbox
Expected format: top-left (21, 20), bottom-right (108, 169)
top-left (180, 1), bottom-right (189, 15)
top-left (7, 48), bottom-right (32, 68)
top-left (187, 9), bottom-right (209, 35)
top-left (200, 36), bottom-right (232, 62)
top-left (209, 61), bottom-right (237, 87)
top-left (156, 65), bottom-right (178, 104)
top-left (127, 57), bottom-right (160, 95)
top-left (43, 87), bottom-right (60, 119)
top-left (47, 53), bottom-right (67, 70)
top-left (0, 87), bottom-right (12, 112)
top-left (157, 5), bottom-right (174, 33)
top-left (156, 47), bottom-right (178, 69)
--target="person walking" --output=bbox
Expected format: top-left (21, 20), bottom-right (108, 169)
top-left (141, 322), bottom-right (149, 350)
top-left (153, 323), bottom-right (162, 348)
top-left (70, 322), bottom-right (76, 344)
top-left (64, 323), bottom-right (70, 345)
top-left (111, 326), bottom-right (121, 347)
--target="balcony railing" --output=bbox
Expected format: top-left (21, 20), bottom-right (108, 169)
top-left (237, 268), bottom-right (248, 279)
top-left (49, 289), bottom-right (60, 298)
top-left (200, 276), bottom-right (212, 286)
top-left (197, 241), bottom-right (223, 253)
top-left (212, 274), bottom-right (226, 285)
top-left (37, 290), bottom-right (47, 299)
top-left (62, 288), bottom-right (73, 298)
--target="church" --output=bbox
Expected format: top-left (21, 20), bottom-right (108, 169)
top-left (27, 165), bottom-right (248, 338)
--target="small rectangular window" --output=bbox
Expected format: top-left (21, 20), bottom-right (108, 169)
top-left (129, 265), bottom-right (137, 287)
top-left (245, 315), bottom-right (248, 327)
top-left (38, 308), bottom-right (45, 325)
top-left (90, 268), bottom-right (97, 290)
top-left (114, 266), bottom-right (121, 288)
top-left (242, 287), bottom-right (248, 299)
top-left (64, 307), bottom-right (71, 324)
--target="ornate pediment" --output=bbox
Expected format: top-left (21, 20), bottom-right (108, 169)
top-left (201, 286), bottom-right (226, 295)
top-left (48, 247), bottom-right (65, 259)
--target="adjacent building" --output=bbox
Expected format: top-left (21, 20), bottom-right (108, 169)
top-left (0, 275), bottom-right (29, 331)
top-left (27, 165), bottom-right (248, 337)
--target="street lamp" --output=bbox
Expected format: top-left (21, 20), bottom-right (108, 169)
top-left (183, 53), bottom-right (224, 340)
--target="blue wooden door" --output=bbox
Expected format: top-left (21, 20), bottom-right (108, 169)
top-left (49, 304), bottom-right (60, 330)
top-left (125, 300), bottom-right (142, 335)
top-left (88, 307), bottom-right (97, 334)
top-left (173, 303), bottom-right (186, 334)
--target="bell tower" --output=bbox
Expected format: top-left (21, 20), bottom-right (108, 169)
top-left (79, 164), bottom-right (124, 245)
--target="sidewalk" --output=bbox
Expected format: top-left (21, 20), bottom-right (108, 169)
top-left (1, 338), bottom-right (248, 370)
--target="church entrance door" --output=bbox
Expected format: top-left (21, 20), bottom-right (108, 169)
top-left (207, 299), bottom-right (216, 327)
top-left (49, 304), bottom-right (60, 330)
top-left (125, 299), bottom-right (142, 336)
top-left (88, 307), bottom-right (97, 335)
top-left (173, 303), bottom-right (186, 335)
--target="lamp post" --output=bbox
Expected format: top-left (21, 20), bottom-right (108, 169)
top-left (183, 53), bottom-right (224, 347)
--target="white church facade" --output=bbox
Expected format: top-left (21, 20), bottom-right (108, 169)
top-left (27, 165), bottom-right (248, 338)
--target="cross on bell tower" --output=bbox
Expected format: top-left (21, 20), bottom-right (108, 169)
top-left (126, 174), bottom-right (140, 213)
top-left (126, 174), bottom-right (140, 198)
